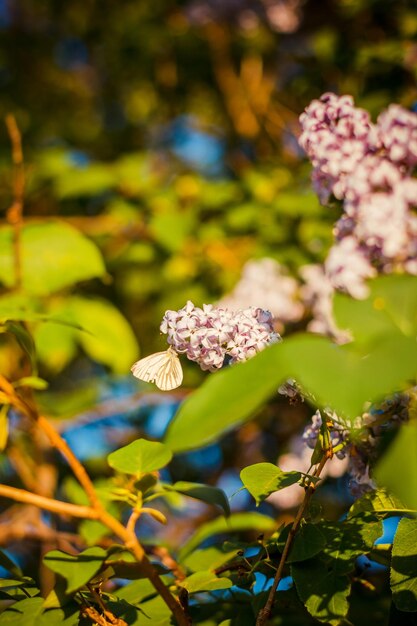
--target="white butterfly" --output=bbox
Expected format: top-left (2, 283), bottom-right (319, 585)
top-left (131, 347), bottom-right (183, 391)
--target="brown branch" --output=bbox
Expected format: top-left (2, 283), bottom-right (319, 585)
top-left (5, 114), bottom-right (25, 289)
top-left (256, 455), bottom-right (329, 626)
top-left (87, 584), bottom-right (128, 626)
top-left (0, 483), bottom-right (99, 519)
top-left (81, 603), bottom-right (128, 626)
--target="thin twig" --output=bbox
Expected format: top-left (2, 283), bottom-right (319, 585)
top-left (5, 114), bottom-right (25, 289)
top-left (256, 455), bottom-right (329, 626)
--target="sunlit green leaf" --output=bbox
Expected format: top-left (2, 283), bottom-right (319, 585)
top-left (348, 489), bottom-right (409, 518)
top-left (165, 331), bottom-right (417, 452)
top-left (108, 439), bottom-right (172, 476)
top-left (292, 559), bottom-right (351, 625)
top-left (182, 547), bottom-right (239, 574)
top-left (55, 164), bottom-right (115, 198)
top-left (181, 571), bottom-right (232, 593)
top-left (14, 376), bottom-right (48, 390)
top-left (333, 275), bottom-right (417, 345)
top-left (319, 516), bottom-right (382, 574)
top-left (240, 463), bottom-right (302, 506)
top-left (0, 222), bottom-right (106, 295)
top-left (65, 296), bottom-right (139, 373)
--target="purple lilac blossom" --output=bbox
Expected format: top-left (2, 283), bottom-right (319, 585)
top-left (160, 300), bottom-right (280, 371)
top-left (218, 258), bottom-right (304, 332)
top-left (377, 104), bottom-right (417, 167)
top-left (299, 92), bottom-right (378, 202)
top-left (299, 93), bottom-right (417, 298)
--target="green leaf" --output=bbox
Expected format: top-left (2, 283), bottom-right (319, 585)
top-left (164, 342), bottom-right (288, 453)
top-left (138, 595), bottom-right (172, 625)
top-left (374, 421), bottom-right (417, 510)
top-left (292, 559), bottom-right (351, 625)
top-left (240, 463), bottom-right (302, 506)
top-left (0, 294), bottom-right (39, 323)
top-left (43, 547), bottom-right (107, 594)
top-left (115, 579), bottom-right (156, 606)
top-left (33, 322), bottom-right (77, 373)
top-left (36, 607), bottom-right (80, 626)
top-left (0, 222), bottom-right (106, 295)
top-left (178, 512), bottom-right (276, 561)
top-left (182, 547), bottom-right (240, 573)
top-left (65, 296), bottom-right (139, 374)
top-left (149, 208), bottom-right (196, 252)
top-left (348, 488), bottom-right (409, 518)
top-left (391, 517), bottom-right (417, 611)
top-left (108, 439), bottom-right (172, 476)
top-left (14, 377), bottom-right (48, 390)
top-left (165, 330), bottom-right (417, 452)
top-left (79, 519), bottom-right (111, 546)
top-left (164, 481), bottom-right (230, 516)
top-left (333, 275), bottom-right (417, 345)
top-left (181, 570), bottom-right (232, 593)
top-left (319, 516), bottom-right (382, 574)
top-left (55, 164), bottom-right (115, 198)
top-left (0, 597), bottom-right (44, 626)
top-left (278, 523), bottom-right (327, 563)
top-left (0, 579), bottom-right (27, 589)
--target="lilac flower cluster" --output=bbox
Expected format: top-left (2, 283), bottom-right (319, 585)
top-left (299, 93), bottom-right (417, 297)
top-left (219, 258), bottom-right (304, 332)
top-left (160, 300), bottom-right (280, 371)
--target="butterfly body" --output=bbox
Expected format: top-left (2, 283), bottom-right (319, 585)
top-left (131, 347), bottom-right (183, 391)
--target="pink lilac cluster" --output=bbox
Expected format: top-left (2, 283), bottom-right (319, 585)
top-left (160, 300), bottom-right (280, 371)
top-left (219, 258), bottom-right (304, 332)
top-left (299, 93), bottom-right (417, 297)
top-left (299, 93), bottom-right (378, 204)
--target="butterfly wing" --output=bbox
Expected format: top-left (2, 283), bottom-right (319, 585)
top-left (131, 348), bottom-right (183, 390)
top-left (131, 351), bottom-right (172, 383)
top-left (154, 350), bottom-right (183, 391)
